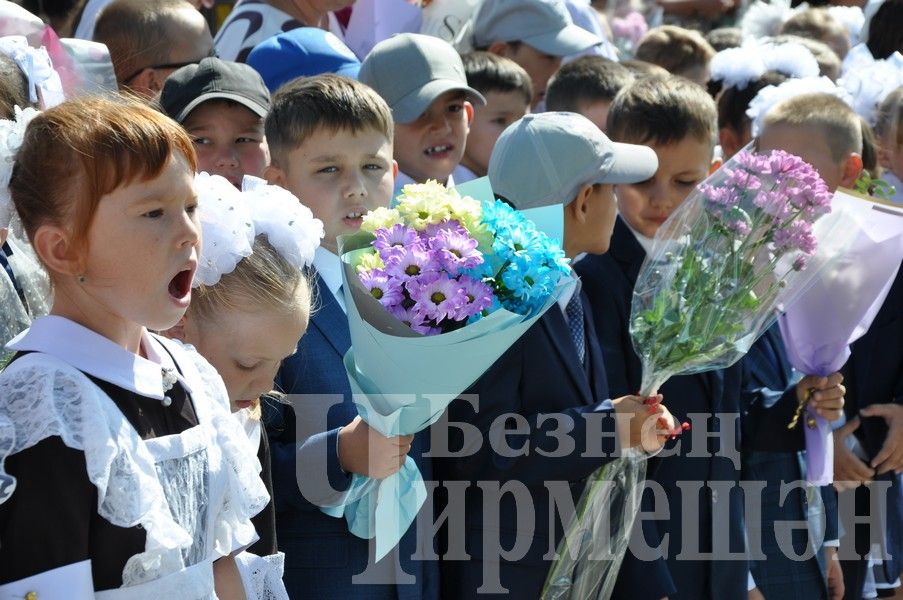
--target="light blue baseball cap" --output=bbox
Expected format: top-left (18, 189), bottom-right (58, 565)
top-left (489, 112), bottom-right (658, 209)
top-left (473, 0), bottom-right (602, 57)
top-left (359, 33), bottom-right (486, 124)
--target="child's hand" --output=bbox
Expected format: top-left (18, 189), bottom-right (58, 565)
top-left (796, 373), bottom-right (845, 422)
top-left (338, 416), bottom-right (414, 479)
top-left (613, 394), bottom-right (679, 453)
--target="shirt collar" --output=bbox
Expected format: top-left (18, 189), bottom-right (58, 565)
top-left (622, 218), bottom-right (655, 257)
top-left (313, 246), bottom-right (346, 313)
top-left (6, 315), bottom-right (192, 399)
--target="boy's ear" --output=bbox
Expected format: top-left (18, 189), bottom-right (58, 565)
top-left (464, 101), bottom-right (474, 125)
top-left (264, 164), bottom-right (286, 187)
top-left (123, 68), bottom-right (158, 96)
top-left (708, 156), bottom-right (722, 175)
top-left (162, 316), bottom-right (188, 342)
top-left (391, 159), bottom-right (399, 179)
top-left (840, 153), bottom-right (864, 189)
top-left (571, 183), bottom-right (594, 223)
top-left (718, 127), bottom-right (740, 161)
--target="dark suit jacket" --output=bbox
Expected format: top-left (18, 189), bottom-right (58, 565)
top-left (269, 273), bottom-right (439, 599)
top-left (576, 217), bottom-right (747, 600)
top-left (434, 287), bottom-right (621, 599)
top-left (837, 262), bottom-right (903, 596)
top-left (741, 324), bottom-right (836, 599)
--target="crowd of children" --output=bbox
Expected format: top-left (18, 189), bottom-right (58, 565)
top-left (0, 0), bottom-right (902, 599)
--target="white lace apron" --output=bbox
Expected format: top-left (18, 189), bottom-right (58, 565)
top-left (0, 336), bottom-right (270, 599)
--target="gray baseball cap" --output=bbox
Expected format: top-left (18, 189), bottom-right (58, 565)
top-left (488, 112), bottom-right (658, 209)
top-left (359, 33), bottom-right (486, 124)
top-left (473, 0), bottom-right (602, 57)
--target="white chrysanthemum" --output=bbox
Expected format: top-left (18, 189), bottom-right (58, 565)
top-left (0, 106), bottom-right (40, 229)
top-left (747, 76), bottom-right (855, 137)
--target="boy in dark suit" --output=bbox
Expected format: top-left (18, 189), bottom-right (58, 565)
top-left (263, 74), bottom-right (438, 599)
top-left (575, 76), bottom-right (845, 599)
top-left (434, 111), bottom-right (677, 598)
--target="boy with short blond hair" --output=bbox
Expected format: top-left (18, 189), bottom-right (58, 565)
top-left (778, 8), bottom-right (850, 60)
top-left (634, 25), bottom-right (716, 87)
top-left (263, 73), bottom-right (438, 599)
top-left (457, 51), bottom-right (532, 182)
top-left (758, 92), bottom-right (863, 191)
top-left (576, 75), bottom-right (845, 599)
top-left (545, 55), bottom-right (635, 133)
top-left (359, 33), bottom-right (485, 197)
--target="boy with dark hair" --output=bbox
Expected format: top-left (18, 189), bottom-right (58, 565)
top-left (545, 55), bottom-right (635, 132)
top-left (457, 51), bottom-right (532, 182)
top-left (263, 74), bottom-right (439, 599)
top-left (577, 75), bottom-right (844, 599)
top-left (159, 57), bottom-right (271, 188)
top-left (359, 33), bottom-right (485, 196)
top-left (472, 0), bottom-right (601, 108)
top-left (93, 0), bottom-right (214, 97)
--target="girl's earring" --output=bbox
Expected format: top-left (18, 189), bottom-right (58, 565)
top-left (78, 275), bottom-right (86, 283)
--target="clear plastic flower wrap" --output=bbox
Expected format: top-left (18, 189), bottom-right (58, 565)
top-left (544, 147), bottom-right (846, 599)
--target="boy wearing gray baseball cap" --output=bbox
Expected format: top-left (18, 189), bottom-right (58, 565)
top-left (489, 111), bottom-right (657, 256)
top-left (359, 33), bottom-right (486, 197)
top-left (473, 0), bottom-right (602, 108)
top-left (434, 112), bottom-right (671, 599)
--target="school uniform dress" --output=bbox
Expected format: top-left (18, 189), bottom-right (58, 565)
top-left (837, 263), bottom-right (903, 600)
top-left (741, 324), bottom-right (839, 600)
top-left (0, 316), bottom-right (269, 599)
top-left (434, 271), bottom-right (620, 599)
top-left (575, 217), bottom-right (748, 600)
top-left (269, 247), bottom-right (439, 599)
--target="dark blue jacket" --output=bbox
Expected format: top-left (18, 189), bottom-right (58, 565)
top-left (575, 217), bottom-right (747, 600)
top-left (836, 263), bottom-right (903, 597)
top-left (270, 273), bottom-right (439, 599)
top-left (741, 324), bottom-right (837, 599)
top-left (434, 288), bottom-right (620, 599)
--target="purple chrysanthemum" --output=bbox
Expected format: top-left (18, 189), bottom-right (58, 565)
top-left (407, 272), bottom-right (467, 322)
top-left (359, 269), bottom-right (404, 308)
top-left (383, 244), bottom-right (440, 281)
top-left (457, 275), bottom-right (494, 318)
top-left (373, 224), bottom-right (420, 260)
top-left (428, 223), bottom-right (483, 275)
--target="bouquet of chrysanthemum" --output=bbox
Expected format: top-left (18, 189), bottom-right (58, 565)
top-left (544, 148), bottom-right (845, 600)
top-left (779, 189), bottom-right (903, 486)
top-left (326, 180), bottom-right (574, 560)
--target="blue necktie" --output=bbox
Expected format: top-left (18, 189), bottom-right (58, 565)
top-left (565, 293), bottom-right (586, 364)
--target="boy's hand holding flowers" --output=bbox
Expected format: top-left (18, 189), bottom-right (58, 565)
top-left (613, 394), bottom-right (679, 454)
top-left (793, 372), bottom-right (845, 423)
top-left (339, 416), bottom-right (414, 479)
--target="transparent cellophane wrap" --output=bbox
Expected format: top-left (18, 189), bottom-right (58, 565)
top-left (543, 148), bottom-right (851, 599)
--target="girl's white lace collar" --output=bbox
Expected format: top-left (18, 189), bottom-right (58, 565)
top-left (6, 315), bottom-right (192, 399)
